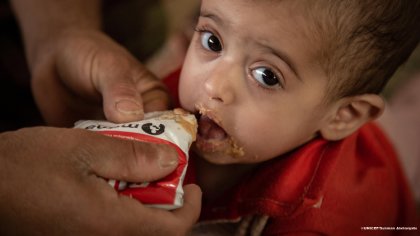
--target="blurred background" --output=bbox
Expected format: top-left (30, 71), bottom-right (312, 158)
top-left (0, 0), bottom-right (418, 211)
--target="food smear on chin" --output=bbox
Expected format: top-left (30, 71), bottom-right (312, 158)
top-left (226, 137), bottom-right (245, 157)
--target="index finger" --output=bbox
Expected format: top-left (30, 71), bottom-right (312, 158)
top-left (171, 184), bottom-right (202, 227)
top-left (110, 184), bottom-right (202, 235)
top-left (100, 66), bottom-right (169, 123)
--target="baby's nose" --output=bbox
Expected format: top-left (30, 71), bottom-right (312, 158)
top-left (203, 63), bottom-right (240, 104)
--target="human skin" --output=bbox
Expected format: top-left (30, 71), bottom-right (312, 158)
top-left (180, 0), bottom-right (333, 165)
top-left (178, 0), bottom-right (384, 197)
top-left (11, 0), bottom-right (169, 126)
top-left (0, 127), bottom-right (201, 235)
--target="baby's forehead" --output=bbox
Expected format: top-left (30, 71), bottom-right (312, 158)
top-left (202, 0), bottom-right (325, 47)
top-left (200, 0), bottom-right (336, 77)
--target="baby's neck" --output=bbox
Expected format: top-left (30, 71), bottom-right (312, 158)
top-left (195, 157), bottom-right (257, 201)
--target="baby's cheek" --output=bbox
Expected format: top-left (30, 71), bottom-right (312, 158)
top-left (178, 84), bottom-right (191, 107)
top-left (179, 94), bottom-right (195, 112)
top-left (239, 128), bottom-right (287, 161)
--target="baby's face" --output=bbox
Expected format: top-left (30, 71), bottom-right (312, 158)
top-left (180, 0), bottom-right (334, 164)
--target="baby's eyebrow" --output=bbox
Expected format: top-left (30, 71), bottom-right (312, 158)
top-left (200, 10), bottom-right (225, 26)
top-left (256, 41), bottom-right (300, 80)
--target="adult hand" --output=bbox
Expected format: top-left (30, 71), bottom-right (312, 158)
top-left (0, 127), bottom-right (201, 235)
top-left (11, 0), bottom-right (169, 126)
top-left (31, 29), bottom-right (170, 126)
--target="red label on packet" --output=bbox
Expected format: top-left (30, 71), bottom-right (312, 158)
top-left (74, 109), bottom-right (197, 210)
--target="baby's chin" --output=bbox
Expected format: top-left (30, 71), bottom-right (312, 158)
top-left (192, 143), bottom-right (245, 165)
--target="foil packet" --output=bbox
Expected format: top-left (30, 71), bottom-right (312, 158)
top-left (74, 108), bottom-right (197, 210)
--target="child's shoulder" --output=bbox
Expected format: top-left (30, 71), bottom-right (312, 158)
top-left (260, 122), bottom-right (418, 234)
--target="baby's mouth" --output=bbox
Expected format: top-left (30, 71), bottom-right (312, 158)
top-left (195, 113), bottom-right (229, 153)
top-left (194, 105), bottom-right (244, 156)
top-left (198, 115), bottom-right (227, 140)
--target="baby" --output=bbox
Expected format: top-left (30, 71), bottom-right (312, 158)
top-left (162, 0), bottom-right (420, 235)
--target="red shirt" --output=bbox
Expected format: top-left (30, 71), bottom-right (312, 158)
top-left (164, 69), bottom-right (419, 235)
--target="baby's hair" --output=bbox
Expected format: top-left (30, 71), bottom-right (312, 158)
top-left (306, 0), bottom-right (420, 101)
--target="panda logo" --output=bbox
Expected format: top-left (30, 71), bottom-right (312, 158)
top-left (141, 123), bottom-right (165, 135)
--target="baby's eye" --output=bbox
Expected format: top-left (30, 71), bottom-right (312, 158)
top-left (200, 32), bottom-right (222, 52)
top-left (252, 67), bottom-right (281, 88)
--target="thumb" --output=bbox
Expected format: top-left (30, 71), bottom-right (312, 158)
top-left (99, 62), bottom-right (169, 123)
top-left (81, 130), bottom-right (179, 182)
top-left (101, 75), bottom-right (145, 123)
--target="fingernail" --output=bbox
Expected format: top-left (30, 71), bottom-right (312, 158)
top-left (115, 100), bottom-right (143, 116)
top-left (159, 154), bottom-right (178, 169)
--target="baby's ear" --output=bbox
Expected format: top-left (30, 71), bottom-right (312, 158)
top-left (320, 94), bottom-right (385, 141)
